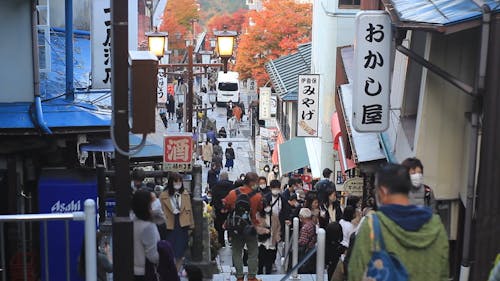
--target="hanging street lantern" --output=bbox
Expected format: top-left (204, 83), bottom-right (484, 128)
top-left (214, 26), bottom-right (237, 73)
top-left (146, 29), bottom-right (168, 59)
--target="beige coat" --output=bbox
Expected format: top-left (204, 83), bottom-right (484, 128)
top-left (202, 143), bottom-right (213, 162)
top-left (160, 190), bottom-right (194, 230)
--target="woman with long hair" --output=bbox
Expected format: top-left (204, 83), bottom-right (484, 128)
top-left (132, 189), bottom-right (161, 281)
top-left (160, 173), bottom-right (194, 270)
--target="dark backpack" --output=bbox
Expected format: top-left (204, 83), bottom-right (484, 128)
top-left (226, 188), bottom-right (258, 237)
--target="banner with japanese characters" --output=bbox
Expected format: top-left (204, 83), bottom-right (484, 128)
top-left (353, 11), bottom-right (391, 132)
top-left (259, 87), bottom-right (272, 120)
top-left (157, 69), bottom-right (167, 104)
top-left (163, 134), bottom-right (193, 172)
top-left (297, 74), bottom-right (320, 137)
top-left (91, 0), bottom-right (111, 89)
top-left (91, 0), bottom-right (138, 89)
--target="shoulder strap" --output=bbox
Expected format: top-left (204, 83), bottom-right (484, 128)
top-left (371, 214), bottom-right (386, 251)
top-left (235, 188), bottom-right (242, 196)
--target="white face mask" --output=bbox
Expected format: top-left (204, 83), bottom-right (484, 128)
top-left (260, 184), bottom-right (267, 190)
top-left (273, 169), bottom-right (279, 173)
top-left (173, 183), bottom-right (182, 190)
top-left (264, 206), bottom-right (271, 212)
top-left (410, 173), bottom-right (424, 187)
top-left (271, 189), bottom-right (280, 196)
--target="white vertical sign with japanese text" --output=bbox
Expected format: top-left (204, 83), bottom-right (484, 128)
top-left (91, 0), bottom-right (138, 89)
top-left (297, 74), bottom-right (320, 137)
top-left (157, 69), bottom-right (167, 104)
top-left (91, 0), bottom-right (111, 89)
top-left (259, 87), bottom-right (272, 120)
top-left (353, 11), bottom-right (391, 132)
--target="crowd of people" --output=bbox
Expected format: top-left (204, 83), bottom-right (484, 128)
top-left (201, 158), bottom-right (452, 281)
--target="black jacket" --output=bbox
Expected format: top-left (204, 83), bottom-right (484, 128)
top-left (318, 201), bottom-right (343, 229)
top-left (265, 193), bottom-right (291, 237)
top-left (212, 179), bottom-right (234, 211)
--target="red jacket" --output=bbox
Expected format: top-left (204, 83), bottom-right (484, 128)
top-left (223, 186), bottom-right (263, 225)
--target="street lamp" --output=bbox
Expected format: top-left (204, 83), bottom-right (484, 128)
top-left (146, 29), bottom-right (168, 59)
top-left (209, 37), bottom-right (216, 49)
top-left (214, 26), bottom-right (237, 73)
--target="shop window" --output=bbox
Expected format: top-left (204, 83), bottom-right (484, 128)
top-left (401, 31), bottom-right (428, 150)
top-left (339, 0), bottom-right (360, 9)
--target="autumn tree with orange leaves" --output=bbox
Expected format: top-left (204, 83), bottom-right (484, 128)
top-left (160, 0), bottom-right (199, 61)
top-left (235, 0), bottom-right (312, 86)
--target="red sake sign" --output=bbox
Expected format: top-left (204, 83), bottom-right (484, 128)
top-left (163, 134), bottom-right (193, 172)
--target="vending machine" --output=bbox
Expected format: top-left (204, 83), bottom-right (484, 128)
top-left (38, 168), bottom-right (97, 281)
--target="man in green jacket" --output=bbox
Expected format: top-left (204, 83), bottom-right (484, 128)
top-left (348, 164), bottom-right (449, 281)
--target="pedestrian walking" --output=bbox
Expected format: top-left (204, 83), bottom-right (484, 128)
top-left (258, 176), bottom-right (270, 197)
top-left (212, 172), bottom-right (234, 247)
top-left (298, 208), bottom-right (316, 274)
top-left (227, 116), bottom-right (238, 138)
top-left (160, 173), bottom-right (195, 270)
top-left (304, 195), bottom-right (320, 225)
top-left (207, 164), bottom-right (219, 191)
top-left (314, 168), bottom-right (334, 204)
top-left (131, 190), bottom-right (161, 281)
top-left (401, 157), bottom-right (436, 211)
top-left (212, 139), bottom-right (223, 170)
top-left (226, 100), bottom-right (234, 120)
top-left (267, 165), bottom-right (280, 184)
top-left (206, 127), bottom-right (217, 143)
top-left (318, 187), bottom-right (343, 229)
top-left (176, 104), bottom-right (183, 131)
top-left (218, 127), bottom-right (228, 138)
top-left (222, 172), bottom-right (263, 281)
top-left (159, 106), bottom-right (168, 129)
top-left (167, 94), bottom-right (175, 120)
top-left (201, 139), bottom-right (213, 167)
top-left (224, 142), bottom-right (235, 171)
top-left (256, 199), bottom-right (280, 274)
top-left (348, 164), bottom-right (449, 281)
top-left (78, 231), bottom-right (113, 281)
top-left (233, 104), bottom-right (243, 132)
top-left (325, 222), bottom-right (345, 281)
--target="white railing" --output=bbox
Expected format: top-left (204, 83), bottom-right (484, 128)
top-left (0, 199), bottom-right (96, 281)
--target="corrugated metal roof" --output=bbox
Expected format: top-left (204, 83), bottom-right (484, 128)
top-left (0, 31), bottom-right (112, 131)
top-left (387, 0), bottom-right (500, 26)
top-left (281, 88), bottom-right (298, 101)
top-left (265, 43), bottom-right (311, 96)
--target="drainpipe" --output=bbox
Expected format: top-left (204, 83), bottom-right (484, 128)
top-left (459, 5), bottom-right (490, 281)
top-left (65, 0), bottom-right (74, 101)
top-left (31, 0), bottom-right (52, 134)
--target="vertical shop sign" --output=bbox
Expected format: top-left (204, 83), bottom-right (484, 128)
top-left (157, 69), bottom-right (167, 104)
top-left (163, 134), bottom-right (193, 172)
top-left (297, 74), bottom-right (320, 137)
top-left (91, 0), bottom-right (111, 89)
top-left (353, 11), bottom-right (391, 132)
top-left (259, 87), bottom-right (272, 120)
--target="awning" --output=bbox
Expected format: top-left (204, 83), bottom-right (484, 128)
top-left (382, 0), bottom-right (500, 34)
top-left (272, 132), bottom-right (284, 165)
top-left (331, 113), bottom-right (356, 173)
top-left (278, 137), bottom-right (321, 178)
top-left (79, 134), bottom-right (164, 161)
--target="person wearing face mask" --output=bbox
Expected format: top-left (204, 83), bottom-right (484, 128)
top-left (401, 157), bottom-right (436, 211)
top-left (282, 178), bottom-right (301, 202)
top-left (348, 164), bottom-right (448, 281)
top-left (160, 173), bottom-right (194, 270)
top-left (258, 176), bottom-right (270, 197)
top-left (267, 165), bottom-right (280, 183)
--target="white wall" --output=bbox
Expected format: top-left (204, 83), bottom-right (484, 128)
top-left (51, 0), bottom-right (91, 30)
top-left (311, 0), bottom-right (357, 172)
top-left (0, 0), bottom-right (34, 103)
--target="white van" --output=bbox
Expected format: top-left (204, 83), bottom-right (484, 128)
top-left (216, 71), bottom-right (240, 106)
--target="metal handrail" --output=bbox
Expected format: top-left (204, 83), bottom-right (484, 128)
top-left (0, 199), bottom-right (96, 281)
top-left (280, 247), bottom-right (317, 281)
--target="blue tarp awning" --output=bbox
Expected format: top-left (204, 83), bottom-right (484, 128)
top-left (0, 31), bottom-right (112, 132)
top-left (388, 0), bottom-right (500, 27)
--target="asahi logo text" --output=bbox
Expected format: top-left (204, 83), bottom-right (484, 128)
top-left (50, 200), bottom-right (81, 213)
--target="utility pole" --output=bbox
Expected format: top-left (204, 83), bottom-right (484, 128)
top-left (111, 0), bottom-right (133, 280)
top-left (186, 45), bottom-right (194, 132)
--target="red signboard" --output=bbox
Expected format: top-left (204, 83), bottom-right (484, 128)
top-left (163, 134), bottom-right (193, 171)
